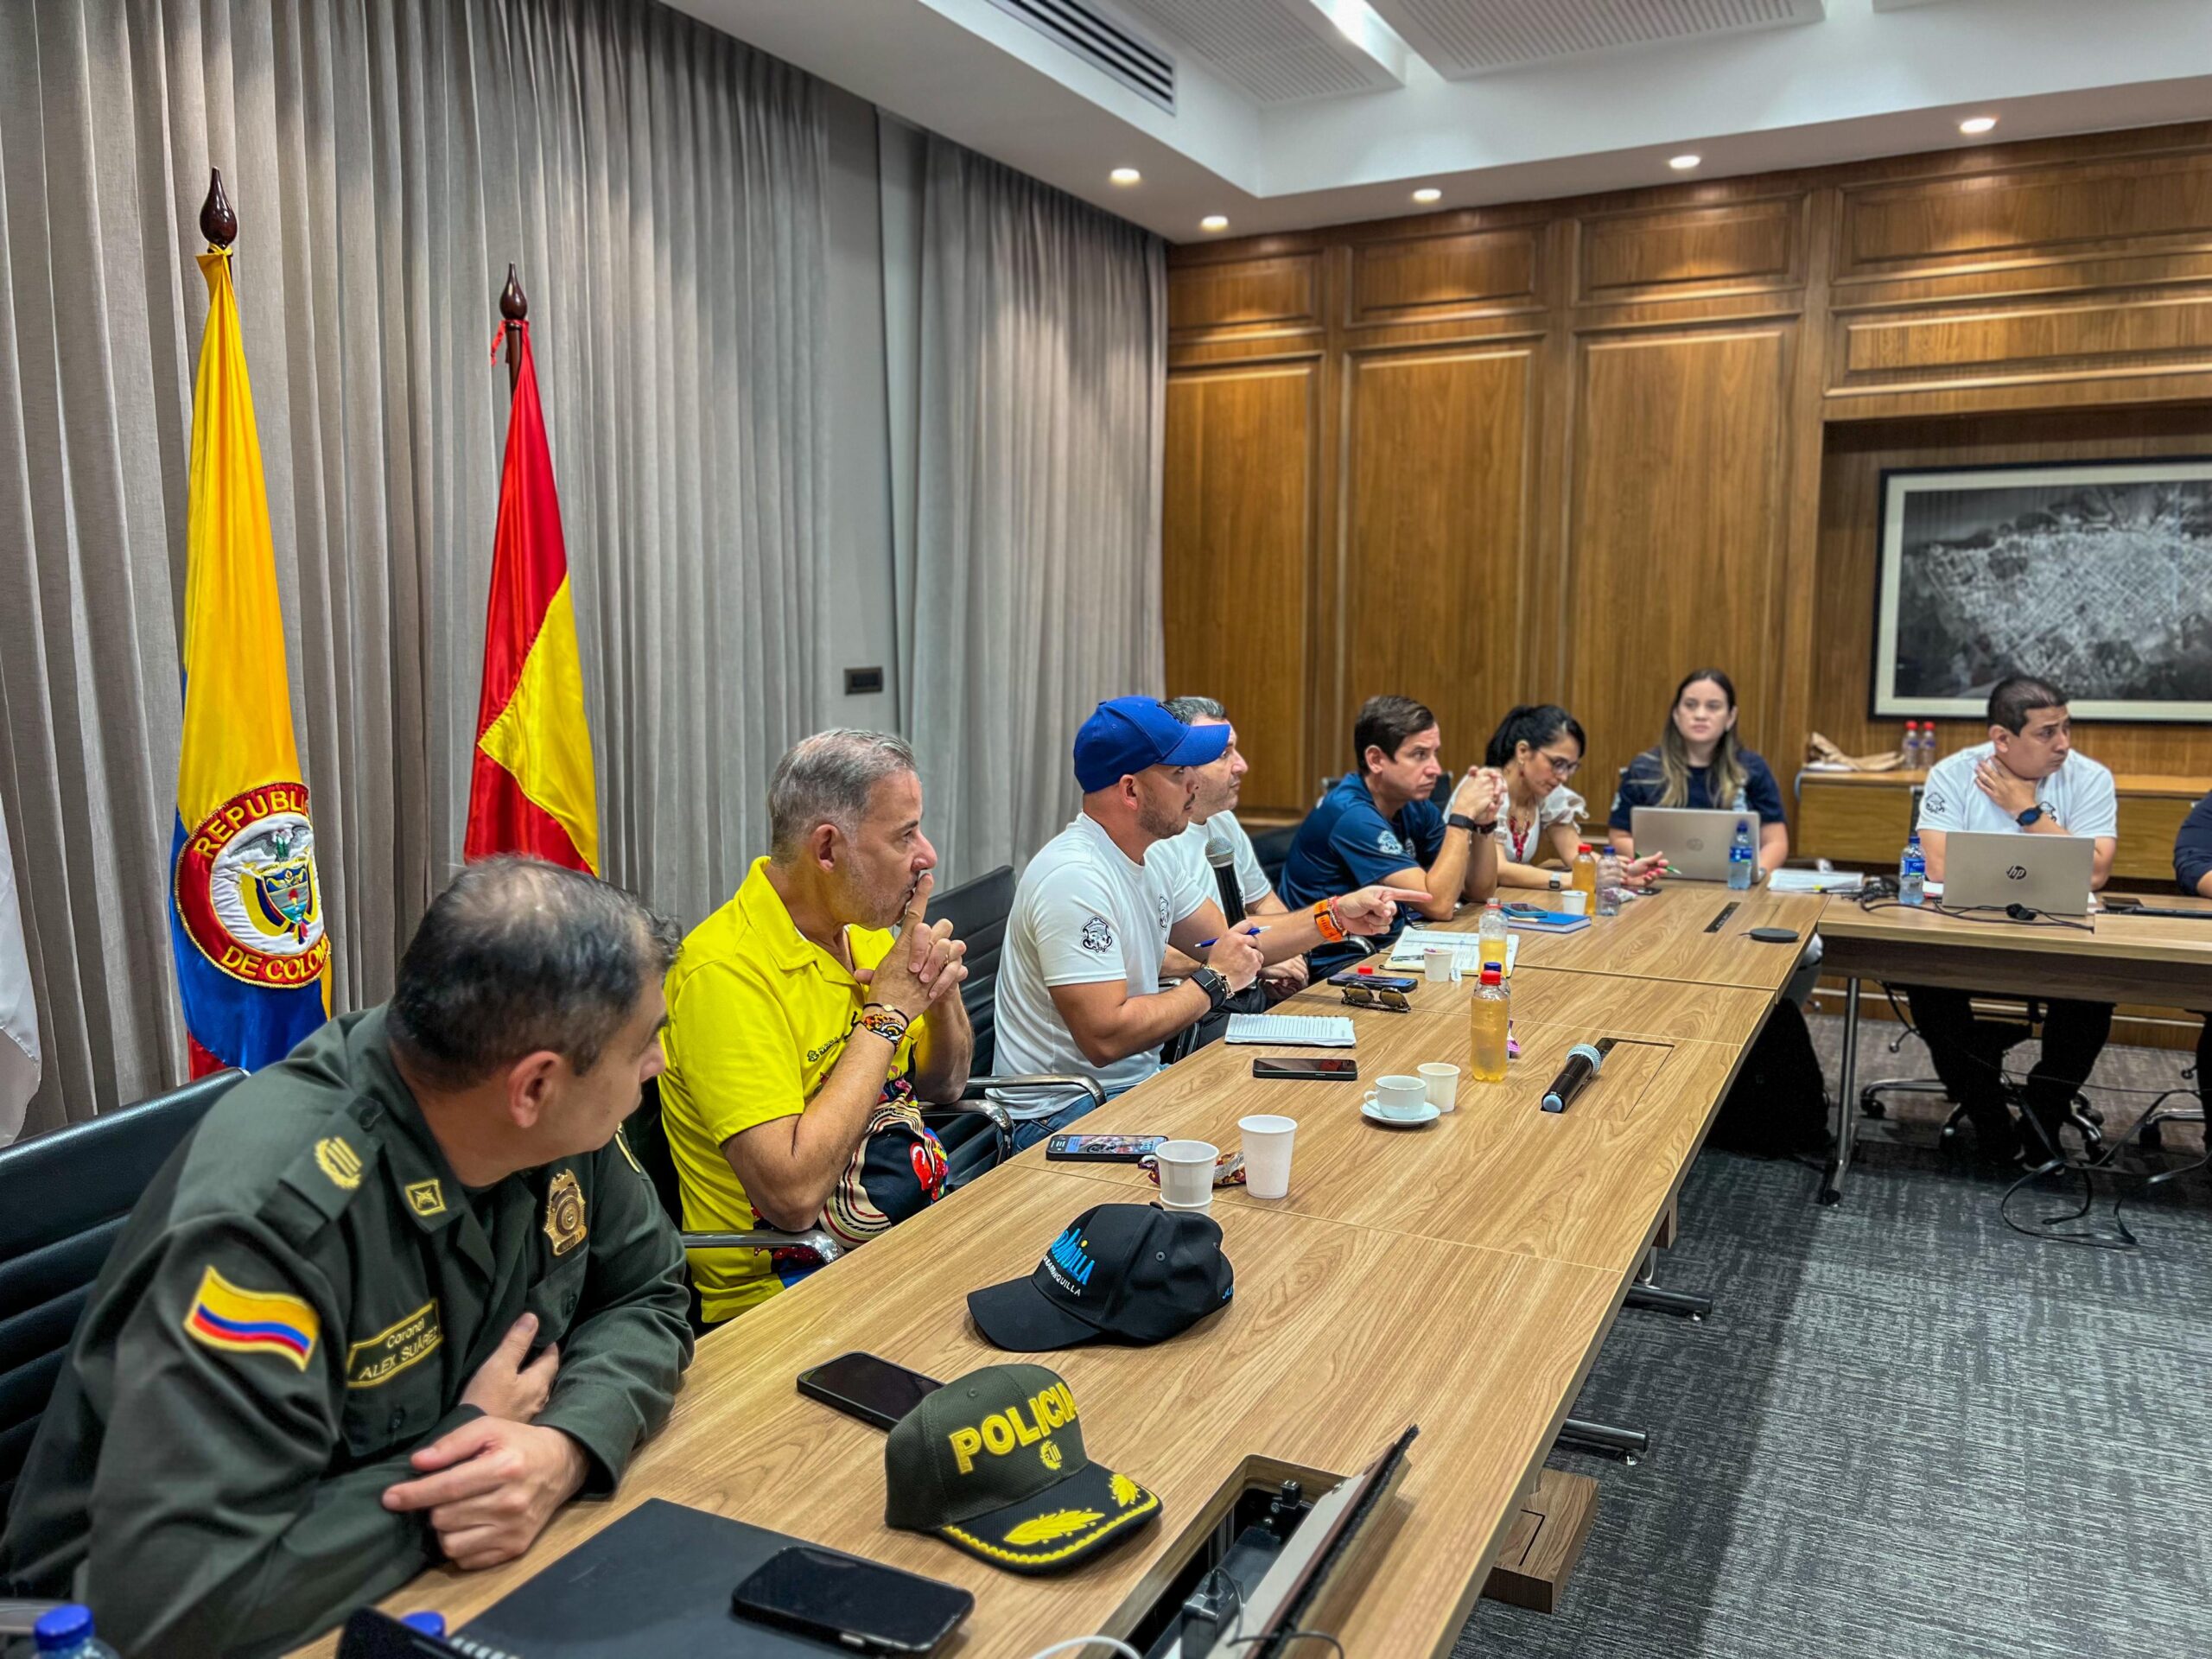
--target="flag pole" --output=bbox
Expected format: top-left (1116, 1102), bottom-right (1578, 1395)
top-left (200, 167), bottom-right (236, 251)
top-left (500, 264), bottom-right (528, 394)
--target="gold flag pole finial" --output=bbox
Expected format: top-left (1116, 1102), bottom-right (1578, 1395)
top-left (200, 168), bottom-right (237, 251)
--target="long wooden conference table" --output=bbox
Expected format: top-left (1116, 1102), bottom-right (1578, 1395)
top-left (302, 883), bottom-right (1828, 1659)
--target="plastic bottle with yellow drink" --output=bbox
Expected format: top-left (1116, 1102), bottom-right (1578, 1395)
top-left (1468, 963), bottom-right (1510, 1084)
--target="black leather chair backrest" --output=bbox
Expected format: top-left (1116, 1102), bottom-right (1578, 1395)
top-left (622, 1077), bottom-right (689, 1234)
top-left (0, 1069), bottom-right (244, 1511)
top-left (927, 864), bottom-right (1014, 1076)
top-left (1248, 823), bottom-right (1297, 893)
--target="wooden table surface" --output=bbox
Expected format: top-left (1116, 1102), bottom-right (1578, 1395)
top-left (300, 888), bottom-right (1813, 1659)
top-left (1817, 891), bottom-right (2212, 1004)
top-left (302, 1166), bottom-right (1618, 1659)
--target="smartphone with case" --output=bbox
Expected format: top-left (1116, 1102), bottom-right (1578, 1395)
top-left (1046, 1132), bottom-right (1166, 1162)
top-left (1327, 970), bottom-right (1417, 991)
top-left (732, 1544), bottom-right (973, 1655)
top-left (1252, 1056), bottom-right (1359, 1082)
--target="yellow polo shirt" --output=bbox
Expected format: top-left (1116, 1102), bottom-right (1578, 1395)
top-left (660, 858), bottom-right (924, 1321)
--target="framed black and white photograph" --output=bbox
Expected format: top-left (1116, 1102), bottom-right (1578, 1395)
top-left (1872, 459), bottom-right (2212, 722)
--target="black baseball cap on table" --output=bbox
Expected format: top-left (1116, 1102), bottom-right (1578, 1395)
top-left (967, 1203), bottom-right (1235, 1352)
top-left (885, 1363), bottom-right (1160, 1573)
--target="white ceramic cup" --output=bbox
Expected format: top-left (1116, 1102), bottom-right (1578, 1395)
top-left (1418, 1061), bottom-right (1460, 1113)
top-left (1361, 1073), bottom-right (1430, 1121)
top-left (1238, 1115), bottom-right (1298, 1199)
top-left (1154, 1139), bottom-right (1219, 1209)
top-left (1421, 946), bottom-right (1459, 984)
top-left (1560, 890), bottom-right (1588, 916)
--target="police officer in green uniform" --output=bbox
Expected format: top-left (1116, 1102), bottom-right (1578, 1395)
top-left (0, 859), bottom-right (695, 1657)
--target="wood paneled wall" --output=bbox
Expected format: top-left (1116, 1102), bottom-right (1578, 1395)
top-left (1166, 124), bottom-right (2212, 818)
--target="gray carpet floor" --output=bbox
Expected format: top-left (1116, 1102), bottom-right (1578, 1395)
top-left (1454, 1015), bottom-right (2212, 1659)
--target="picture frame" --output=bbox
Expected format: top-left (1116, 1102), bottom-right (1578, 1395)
top-left (1872, 458), bottom-right (2212, 723)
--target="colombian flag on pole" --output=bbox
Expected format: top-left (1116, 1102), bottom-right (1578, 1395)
top-left (169, 248), bottom-right (332, 1077)
top-left (463, 320), bottom-right (598, 872)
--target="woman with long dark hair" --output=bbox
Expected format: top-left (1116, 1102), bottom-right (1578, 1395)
top-left (1607, 669), bottom-right (1789, 870)
top-left (1484, 704), bottom-right (1658, 891)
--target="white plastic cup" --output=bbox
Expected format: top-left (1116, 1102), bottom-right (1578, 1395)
top-left (1361, 1074), bottom-right (1429, 1121)
top-left (1559, 890), bottom-right (1588, 916)
top-left (1154, 1139), bottom-right (1219, 1209)
top-left (1421, 947), bottom-right (1459, 984)
top-left (1238, 1115), bottom-right (1298, 1199)
top-left (1418, 1062), bottom-right (1460, 1113)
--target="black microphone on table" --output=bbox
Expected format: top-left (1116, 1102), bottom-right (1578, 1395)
top-left (1541, 1038), bottom-right (1617, 1114)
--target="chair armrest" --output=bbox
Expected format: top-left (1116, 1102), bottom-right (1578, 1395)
top-left (961, 1074), bottom-right (1109, 1108)
top-left (679, 1227), bottom-right (843, 1264)
top-left (3, 1600), bottom-right (65, 1637)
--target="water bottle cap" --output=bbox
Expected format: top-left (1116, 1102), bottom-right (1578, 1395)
top-left (402, 1612), bottom-right (449, 1638)
top-left (1480, 963), bottom-right (1503, 984)
top-left (35, 1605), bottom-right (94, 1652)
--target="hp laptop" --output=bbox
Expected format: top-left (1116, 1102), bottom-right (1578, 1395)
top-left (1630, 807), bottom-right (1759, 882)
top-left (1942, 831), bottom-right (2095, 917)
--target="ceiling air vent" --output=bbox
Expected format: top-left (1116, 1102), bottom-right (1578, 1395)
top-left (983, 0), bottom-right (1177, 112)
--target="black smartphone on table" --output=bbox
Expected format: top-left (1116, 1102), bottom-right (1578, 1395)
top-left (2101, 895), bottom-right (2142, 912)
top-left (732, 1544), bottom-right (974, 1656)
top-left (1046, 1131), bottom-right (1166, 1161)
top-left (796, 1351), bottom-right (942, 1432)
top-left (1253, 1056), bottom-right (1359, 1082)
top-left (1327, 970), bottom-right (1418, 990)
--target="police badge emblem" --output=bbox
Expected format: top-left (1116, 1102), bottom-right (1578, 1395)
top-left (173, 783), bottom-right (330, 989)
top-left (543, 1168), bottom-right (588, 1255)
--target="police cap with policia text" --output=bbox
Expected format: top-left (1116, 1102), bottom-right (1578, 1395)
top-left (884, 1363), bottom-right (1160, 1573)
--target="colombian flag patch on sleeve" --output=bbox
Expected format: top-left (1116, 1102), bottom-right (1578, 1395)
top-left (182, 1264), bottom-right (320, 1371)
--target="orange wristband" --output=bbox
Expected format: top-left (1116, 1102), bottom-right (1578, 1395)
top-left (1312, 898), bottom-right (1348, 944)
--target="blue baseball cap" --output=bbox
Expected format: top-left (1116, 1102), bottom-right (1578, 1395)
top-left (1073, 697), bottom-right (1231, 793)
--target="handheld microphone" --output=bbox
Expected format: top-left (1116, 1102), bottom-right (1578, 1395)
top-left (1541, 1039), bottom-right (1615, 1114)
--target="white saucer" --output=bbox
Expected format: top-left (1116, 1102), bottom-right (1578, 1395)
top-left (1361, 1100), bottom-right (1440, 1128)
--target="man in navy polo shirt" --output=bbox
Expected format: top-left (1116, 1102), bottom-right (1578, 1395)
top-left (1281, 695), bottom-right (1502, 976)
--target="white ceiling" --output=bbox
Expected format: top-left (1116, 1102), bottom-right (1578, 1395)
top-left (671, 0), bottom-right (2212, 241)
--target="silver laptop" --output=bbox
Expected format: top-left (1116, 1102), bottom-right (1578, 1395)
top-left (1942, 830), bottom-right (2095, 916)
top-left (1630, 806), bottom-right (1760, 882)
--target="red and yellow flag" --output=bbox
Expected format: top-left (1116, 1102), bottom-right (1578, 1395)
top-left (464, 321), bottom-right (599, 872)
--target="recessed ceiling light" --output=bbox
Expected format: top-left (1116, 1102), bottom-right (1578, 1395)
top-left (1109, 167), bottom-right (1141, 186)
top-left (1669, 154), bottom-right (1701, 171)
top-left (1958, 115), bottom-right (1998, 135)
top-left (1200, 214), bottom-right (1229, 232)
top-left (1413, 188), bottom-right (1441, 204)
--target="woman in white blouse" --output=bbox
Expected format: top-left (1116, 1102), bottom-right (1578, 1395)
top-left (1484, 704), bottom-right (1660, 892)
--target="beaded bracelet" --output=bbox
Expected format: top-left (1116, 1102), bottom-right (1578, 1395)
top-left (857, 1003), bottom-right (911, 1046)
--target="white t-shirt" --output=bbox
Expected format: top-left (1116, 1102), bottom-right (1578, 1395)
top-left (994, 812), bottom-right (1215, 1116)
top-left (1147, 811), bottom-right (1272, 915)
top-left (1918, 742), bottom-right (2118, 841)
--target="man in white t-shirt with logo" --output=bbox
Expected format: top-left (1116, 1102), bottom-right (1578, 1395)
top-left (1906, 675), bottom-right (2119, 1162)
top-left (994, 697), bottom-right (1423, 1148)
top-left (1156, 696), bottom-right (1306, 1001)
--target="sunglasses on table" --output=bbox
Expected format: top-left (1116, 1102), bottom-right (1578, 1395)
top-left (1339, 985), bottom-right (1412, 1013)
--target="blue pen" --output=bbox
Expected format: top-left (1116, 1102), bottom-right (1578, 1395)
top-left (1192, 922), bottom-right (1267, 950)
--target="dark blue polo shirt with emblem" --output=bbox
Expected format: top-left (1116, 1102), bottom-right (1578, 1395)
top-left (1280, 771), bottom-right (1445, 974)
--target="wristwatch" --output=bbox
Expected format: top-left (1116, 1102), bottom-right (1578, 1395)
top-left (2017, 804), bottom-right (2045, 827)
top-left (1448, 812), bottom-right (1490, 835)
top-left (1191, 967), bottom-right (1232, 1012)
top-left (1548, 872), bottom-right (1563, 891)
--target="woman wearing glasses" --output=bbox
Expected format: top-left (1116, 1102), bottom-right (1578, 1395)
top-left (1485, 705), bottom-right (1659, 890)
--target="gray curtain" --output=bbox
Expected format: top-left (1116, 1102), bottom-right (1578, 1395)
top-left (0, 0), bottom-right (828, 1137)
top-left (902, 134), bottom-right (1166, 884)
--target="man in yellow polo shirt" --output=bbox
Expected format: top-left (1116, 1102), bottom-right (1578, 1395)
top-left (660, 731), bottom-right (973, 1322)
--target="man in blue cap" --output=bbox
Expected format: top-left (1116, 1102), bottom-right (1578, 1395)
top-left (992, 698), bottom-right (1424, 1147)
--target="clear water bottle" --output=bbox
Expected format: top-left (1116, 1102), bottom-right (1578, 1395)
top-left (1468, 963), bottom-right (1510, 1083)
top-left (1595, 847), bottom-right (1623, 916)
top-left (34, 1605), bottom-right (121, 1659)
top-left (1903, 721), bottom-right (1919, 770)
top-left (1478, 895), bottom-right (1510, 965)
top-left (1726, 819), bottom-right (1755, 890)
top-left (1899, 830), bottom-right (1926, 906)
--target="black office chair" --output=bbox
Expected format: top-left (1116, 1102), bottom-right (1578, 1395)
top-left (0, 1069), bottom-right (245, 1513)
top-left (1249, 823), bottom-right (1297, 894)
top-left (925, 865), bottom-right (1107, 1127)
top-left (1858, 988), bottom-right (2101, 1153)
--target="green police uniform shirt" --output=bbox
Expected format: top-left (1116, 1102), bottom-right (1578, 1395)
top-left (0, 1007), bottom-right (694, 1658)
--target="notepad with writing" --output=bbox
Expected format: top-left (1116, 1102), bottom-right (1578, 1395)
top-left (1225, 1014), bottom-right (1357, 1047)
